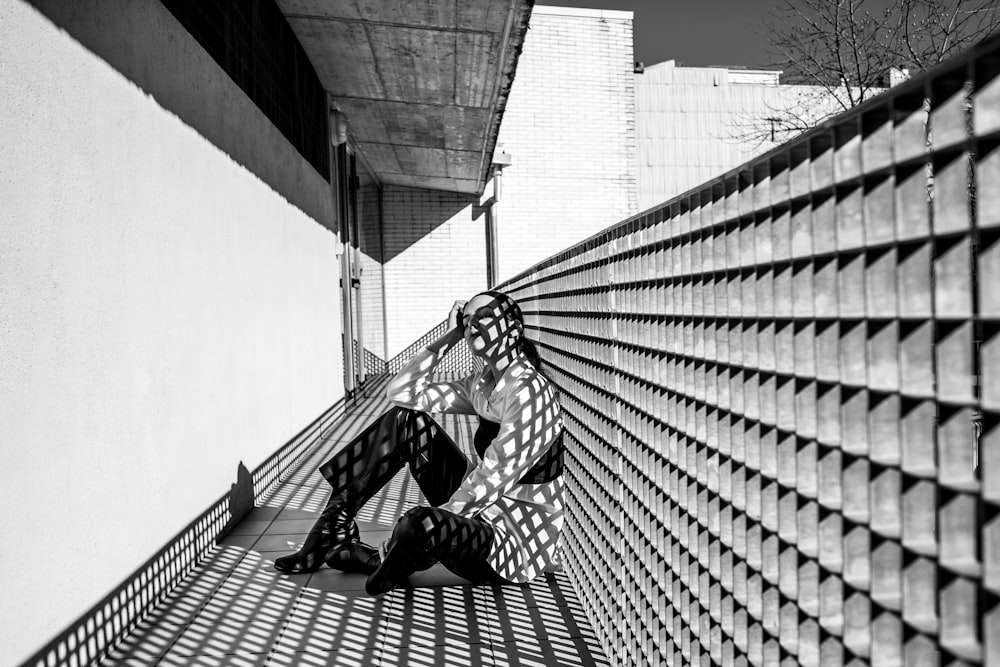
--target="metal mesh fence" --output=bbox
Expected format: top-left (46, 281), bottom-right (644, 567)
top-left (387, 319), bottom-right (482, 375)
top-left (499, 35), bottom-right (1000, 667)
top-left (21, 400), bottom-right (348, 667)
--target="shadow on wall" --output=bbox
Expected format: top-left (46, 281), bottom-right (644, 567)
top-left (220, 461), bottom-right (255, 539)
top-left (27, 0), bottom-right (334, 227)
top-left (20, 400), bottom-right (349, 667)
top-left (31, 0), bottom-right (494, 266)
top-left (380, 186), bottom-right (487, 263)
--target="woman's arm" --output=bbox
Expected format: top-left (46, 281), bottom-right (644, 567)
top-left (386, 301), bottom-right (477, 414)
top-left (438, 375), bottom-right (562, 517)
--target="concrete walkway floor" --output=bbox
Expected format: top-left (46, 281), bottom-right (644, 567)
top-left (101, 376), bottom-right (610, 666)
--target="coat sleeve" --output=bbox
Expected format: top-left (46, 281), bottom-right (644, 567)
top-left (386, 347), bottom-right (478, 415)
top-left (438, 374), bottom-right (562, 517)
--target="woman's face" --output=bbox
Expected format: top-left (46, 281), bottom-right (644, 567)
top-left (461, 294), bottom-right (518, 359)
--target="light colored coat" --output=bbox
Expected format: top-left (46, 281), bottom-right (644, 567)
top-left (386, 347), bottom-right (564, 583)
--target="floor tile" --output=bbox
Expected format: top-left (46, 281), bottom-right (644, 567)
top-left (264, 483), bottom-right (330, 514)
top-left (134, 558), bottom-right (238, 631)
top-left (263, 518), bottom-right (319, 535)
top-left (377, 641), bottom-right (495, 667)
top-left (489, 636), bottom-right (611, 667)
top-left (277, 466), bottom-right (325, 487)
top-left (199, 546), bottom-right (256, 573)
top-left (103, 622), bottom-right (185, 663)
top-left (273, 506), bottom-right (319, 521)
top-left (165, 612), bottom-right (289, 658)
top-left (228, 520), bottom-right (273, 536)
top-left (477, 572), bottom-right (572, 613)
top-left (273, 584), bottom-right (393, 654)
top-left (487, 600), bottom-right (596, 644)
top-left (378, 586), bottom-right (492, 648)
top-left (306, 567), bottom-right (370, 593)
top-left (255, 550), bottom-right (307, 576)
top-left (217, 534), bottom-right (261, 549)
top-left (253, 533), bottom-right (306, 553)
top-left (99, 658), bottom-right (160, 667)
top-left (243, 506), bottom-right (283, 521)
top-left (156, 648), bottom-right (274, 666)
top-left (264, 646), bottom-right (379, 666)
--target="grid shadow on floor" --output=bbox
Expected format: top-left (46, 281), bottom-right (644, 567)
top-left (101, 375), bottom-right (609, 666)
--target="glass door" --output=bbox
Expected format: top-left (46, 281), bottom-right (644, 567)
top-left (355, 158), bottom-right (386, 380)
top-left (336, 141), bottom-right (384, 400)
top-left (335, 142), bottom-right (358, 399)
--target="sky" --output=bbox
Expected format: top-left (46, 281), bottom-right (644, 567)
top-left (538, 0), bottom-right (778, 68)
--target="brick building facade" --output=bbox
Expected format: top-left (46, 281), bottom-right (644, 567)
top-left (495, 5), bottom-right (637, 278)
top-left (375, 5), bottom-right (638, 358)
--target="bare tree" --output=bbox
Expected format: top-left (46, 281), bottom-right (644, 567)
top-left (891, 0), bottom-right (1000, 69)
top-left (727, 0), bottom-right (1000, 148)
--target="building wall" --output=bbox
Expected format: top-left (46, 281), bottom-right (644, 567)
top-left (494, 5), bottom-right (637, 281)
top-left (635, 61), bottom-right (852, 209)
top-left (379, 186), bottom-right (488, 360)
top-left (0, 2), bottom-right (342, 664)
top-left (364, 6), bottom-right (638, 357)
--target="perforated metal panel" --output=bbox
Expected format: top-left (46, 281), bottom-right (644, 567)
top-left (500, 36), bottom-right (1000, 667)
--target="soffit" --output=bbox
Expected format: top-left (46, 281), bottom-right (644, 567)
top-left (277, 0), bottom-right (532, 194)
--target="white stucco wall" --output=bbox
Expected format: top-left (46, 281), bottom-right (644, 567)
top-left (0, 2), bottom-right (343, 664)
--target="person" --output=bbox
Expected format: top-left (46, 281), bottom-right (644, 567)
top-left (273, 290), bottom-right (565, 596)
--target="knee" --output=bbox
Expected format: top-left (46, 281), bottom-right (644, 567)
top-left (393, 506), bottom-right (435, 546)
top-left (386, 406), bottom-right (431, 429)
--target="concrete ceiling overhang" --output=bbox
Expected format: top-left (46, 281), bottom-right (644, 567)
top-left (276, 0), bottom-right (533, 195)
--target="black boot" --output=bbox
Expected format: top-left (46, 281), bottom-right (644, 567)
top-left (277, 407), bottom-right (467, 577)
top-left (365, 541), bottom-right (424, 595)
top-left (364, 511), bottom-right (435, 595)
top-left (326, 541), bottom-right (381, 574)
top-left (273, 500), bottom-right (359, 575)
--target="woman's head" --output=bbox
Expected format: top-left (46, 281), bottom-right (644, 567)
top-left (461, 291), bottom-right (523, 359)
top-left (458, 290), bottom-right (544, 370)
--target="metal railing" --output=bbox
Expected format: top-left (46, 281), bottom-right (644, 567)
top-left (499, 34), bottom-right (1000, 667)
top-left (387, 319), bottom-right (482, 375)
top-left (21, 400), bottom-right (348, 667)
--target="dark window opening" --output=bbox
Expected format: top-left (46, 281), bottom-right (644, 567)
top-left (160, 0), bottom-right (329, 179)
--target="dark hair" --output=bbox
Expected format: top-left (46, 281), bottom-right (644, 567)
top-left (480, 290), bottom-right (546, 376)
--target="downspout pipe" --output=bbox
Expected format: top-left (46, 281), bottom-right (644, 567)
top-left (486, 152), bottom-right (512, 288)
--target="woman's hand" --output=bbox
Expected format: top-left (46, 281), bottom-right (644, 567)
top-left (426, 300), bottom-right (468, 355)
top-left (448, 300), bottom-right (468, 332)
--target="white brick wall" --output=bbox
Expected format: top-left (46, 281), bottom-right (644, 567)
top-left (380, 186), bottom-right (487, 359)
top-left (373, 6), bottom-right (638, 359)
top-left (495, 5), bottom-right (637, 281)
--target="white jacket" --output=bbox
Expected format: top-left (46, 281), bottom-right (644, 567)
top-left (386, 347), bottom-right (564, 583)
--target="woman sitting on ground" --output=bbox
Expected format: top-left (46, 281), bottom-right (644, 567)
top-left (273, 290), bottom-right (565, 595)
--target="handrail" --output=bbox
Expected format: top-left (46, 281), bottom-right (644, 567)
top-left (19, 399), bottom-right (347, 667)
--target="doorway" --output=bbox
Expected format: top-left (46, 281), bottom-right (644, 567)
top-left (335, 142), bottom-right (385, 400)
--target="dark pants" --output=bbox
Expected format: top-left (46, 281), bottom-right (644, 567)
top-left (318, 406), bottom-right (501, 583)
